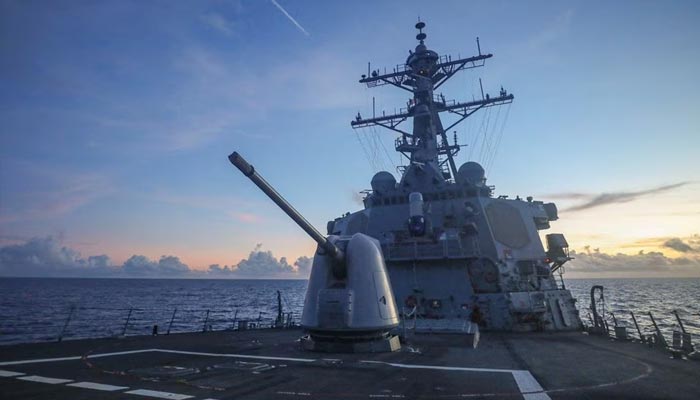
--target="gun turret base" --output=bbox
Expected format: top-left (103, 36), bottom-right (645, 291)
top-left (300, 333), bottom-right (401, 353)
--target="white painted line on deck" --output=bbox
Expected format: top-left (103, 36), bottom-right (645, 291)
top-left (0, 347), bottom-right (552, 400)
top-left (16, 375), bottom-right (73, 384)
top-left (0, 348), bottom-right (158, 366)
top-left (86, 348), bottom-right (156, 359)
top-left (522, 392), bottom-right (552, 400)
top-left (154, 348), bottom-right (317, 363)
top-left (0, 348), bottom-right (313, 367)
top-left (512, 370), bottom-right (551, 400)
top-left (67, 381), bottom-right (129, 391)
top-left (361, 360), bottom-right (552, 400)
top-left (0, 355), bottom-right (81, 366)
top-left (0, 369), bottom-right (25, 377)
top-left (126, 388), bottom-right (194, 399)
top-left (360, 359), bottom-right (516, 373)
top-left (277, 391), bottom-right (311, 396)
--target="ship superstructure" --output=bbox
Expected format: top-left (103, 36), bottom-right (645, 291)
top-left (328, 22), bottom-right (581, 332)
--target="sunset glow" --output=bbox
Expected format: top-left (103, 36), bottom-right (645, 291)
top-left (1, 1), bottom-right (698, 278)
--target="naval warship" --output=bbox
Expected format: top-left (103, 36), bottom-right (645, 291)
top-left (1, 22), bottom-right (699, 400)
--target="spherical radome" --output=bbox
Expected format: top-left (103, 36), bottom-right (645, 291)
top-left (371, 171), bottom-right (396, 194)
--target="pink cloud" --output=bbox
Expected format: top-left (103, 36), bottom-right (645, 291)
top-left (234, 212), bottom-right (261, 223)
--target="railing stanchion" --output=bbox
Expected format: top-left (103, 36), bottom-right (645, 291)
top-left (630, 311), bottom-right (643, 341)
top-left (648, 312), bottom-right (667, 347)
top-left (167, 308), bottom-right (177, 335)
top-left (232, 309), bottom-right (238, 330)
top-left (202, 309), bottom-right (210, 332)
top-left (673, 310), bottom-right (687, 334)
top-left (122, 308), bottom-right (133, 336)
top-left (57, 306), bottom-right (75, 342)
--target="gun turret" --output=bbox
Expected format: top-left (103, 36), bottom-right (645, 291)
top-left (229, 151), bottom-right (400, 352)
top-left (228, 152), bottom-right (344, 263)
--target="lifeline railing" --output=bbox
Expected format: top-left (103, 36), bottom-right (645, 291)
top-left (48, 305), bottom-right (300, 343)
top-left (0, 295), bottom-right (301, 345)
top-left (585, 305), bottom-right (698, 356)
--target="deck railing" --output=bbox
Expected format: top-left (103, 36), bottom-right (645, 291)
top-left (584, 306), bottom-right (699, 356)
top-left (0, 304), bottom-right (300, 345)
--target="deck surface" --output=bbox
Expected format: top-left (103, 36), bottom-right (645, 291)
top-left (1, 329), bottom-right (699, 400)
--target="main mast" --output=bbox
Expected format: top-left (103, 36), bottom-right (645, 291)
top-left (351, 22), bottom-right (514, 187)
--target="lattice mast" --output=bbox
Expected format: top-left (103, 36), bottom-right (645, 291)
top-left (351, 22), bottom-right (514, 182)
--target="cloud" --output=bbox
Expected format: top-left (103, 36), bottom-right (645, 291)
top-left (294, 256), bottom-right (312, 276)
top-left (663, 237), bottom-right (699, 253)
top-left (122, 254), bottom-right (191, 277)
top-left (235, 243), bottom-right (295, 275)
top-left (351, 190), bottom-right (365, 206)
top-left (566, 245), bottom-right (700, 277)
top-left (270, 0), bottom-right (310, 37)
top-left (0, 161), bottom-right (114, 224)
top-left (0, 236), bottom-right (193, 278)
top-left (205, 245), bottom-right (313, 278)
top-left (0, 237), bottom-right (313, 279)
top-left (527, 9), bottom-right (574, 50)
top-left (200, 12), bottom-right (236, 37)
top-left (206, 263), bottom-right (235, 276)
top-left (0, 237), bottom-right (118, 277)
top-left (545, 192), bottom-right (589, 200)
top-left (551, 182), bottom-right (691, 212)
top-left (233, 212), bottom-right (261, 223)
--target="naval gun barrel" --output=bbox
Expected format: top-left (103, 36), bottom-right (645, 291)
top-left (228, 152), bottom-right (344, 262)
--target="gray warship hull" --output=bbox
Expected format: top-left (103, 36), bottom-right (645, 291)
top-left (1, 328), bottom-right (699, 400)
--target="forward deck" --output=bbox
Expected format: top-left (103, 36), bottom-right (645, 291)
top-left (1, 329), bottom-right (699, 399)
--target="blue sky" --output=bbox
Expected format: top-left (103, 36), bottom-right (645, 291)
top-left (1, 0), bottom-right (699, 277)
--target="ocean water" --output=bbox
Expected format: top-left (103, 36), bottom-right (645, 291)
top-left (0, 278), bottom-right (307, 345)
top-left (0, 277), bottom-right (698, 346)
top-left (567, 278), bottom-right (700, 342)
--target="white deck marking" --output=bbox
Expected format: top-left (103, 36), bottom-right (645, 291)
top-left (0, 369), bottom-right (25, 377)
top-left (86, 348), bottom-right (155, 359)
top-left (0, 348), bottom-right (158, 366)
top-left (125, 388), bottom-right (194, 399)
top-left (511, 370), bottom-right (552, 400)
top-left (16, 375), bottom-right (73, 384)
top-left (67, 381), bottom-right (129, 391)
top-left (0, 355), bottom-right (81, 366)
top-left (361, 360), bottom-right (551, 400)
top-left (0, 369), bottom-right (25, 378)
top-left (0, 347), bottom-right (551, 400)
top-left (360, 359), bottom-right (516, 373)
top-left (154, 348), bottom-right (316, 363)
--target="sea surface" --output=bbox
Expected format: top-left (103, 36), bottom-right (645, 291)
top-left (1, 277), bottom-right (698, 346)
top-left (567, 278), bottom-right (700, 342)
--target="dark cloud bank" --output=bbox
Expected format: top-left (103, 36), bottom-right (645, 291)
top-left (2, 236), bottom-right (699, 279)
top-left (0, 237), bottom-right (312, 279)
top-left (567, 236), bottom-right (700, 277)
top-left (546, 182), bottom-right (691, 213)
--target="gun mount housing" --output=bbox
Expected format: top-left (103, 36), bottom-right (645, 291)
top-left (229, 151), bottom-right (400, 352)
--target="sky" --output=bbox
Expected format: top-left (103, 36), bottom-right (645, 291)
top-left (0, 0), bottom-right (699, 279)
